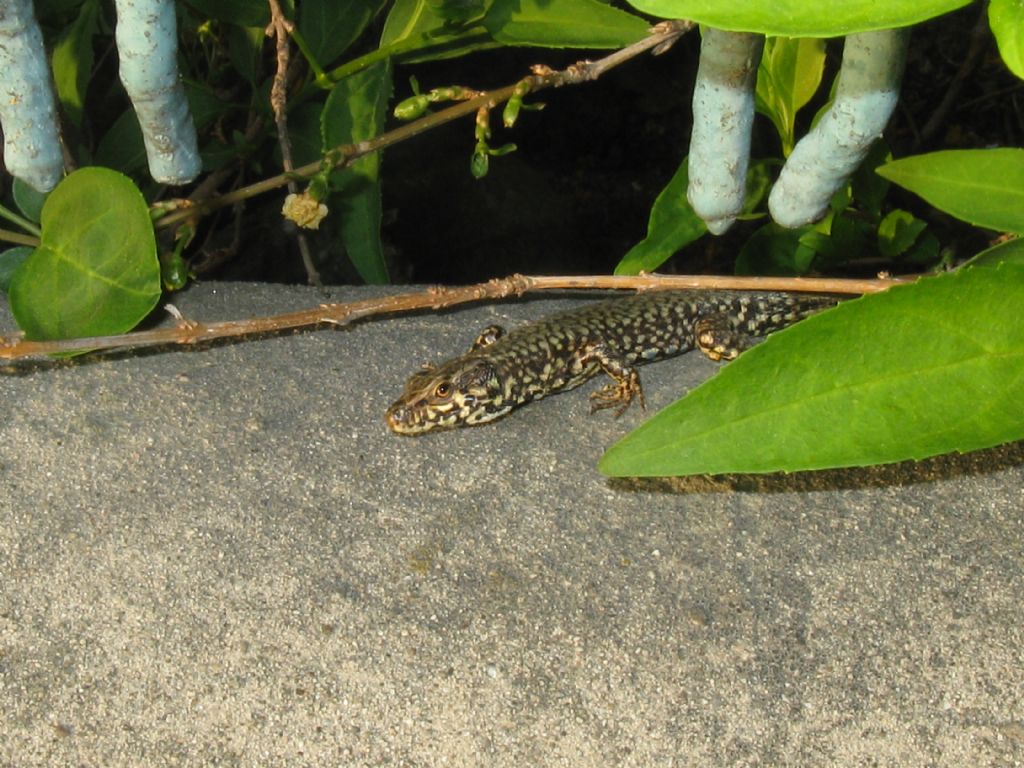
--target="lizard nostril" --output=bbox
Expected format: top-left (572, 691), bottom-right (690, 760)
top-left (385, 405), bottom-right (406, 427)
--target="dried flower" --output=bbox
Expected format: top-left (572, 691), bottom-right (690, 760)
top-left (282, 192), bottom-right (328, 230)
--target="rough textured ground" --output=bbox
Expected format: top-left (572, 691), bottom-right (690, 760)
top-left (1, 283), bottom-right (1022, 767)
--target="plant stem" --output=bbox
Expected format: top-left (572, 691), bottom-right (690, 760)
top-left (156, 20), bottom-right (693, 230)
top-left (0, 271), bottom-right (901, 361)
top-left (0, 227), bottom-right (39, 247)
top-left (0, 203), bottom-right (41, 239)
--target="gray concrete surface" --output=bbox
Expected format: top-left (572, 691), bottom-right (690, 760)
top-left (1, 282), bottom-right (1022, 767)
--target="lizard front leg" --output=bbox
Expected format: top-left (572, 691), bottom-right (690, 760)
top-left (580, 343), bottom-right (646, 417)
top-left (470, 324), bottom-right (505, 351)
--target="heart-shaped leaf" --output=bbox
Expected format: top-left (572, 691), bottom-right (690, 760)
top-left (10, 167), bottom-right (160, 340)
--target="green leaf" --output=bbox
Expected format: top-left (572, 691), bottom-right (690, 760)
top-left (877, 209), bottom-right (927, 258)
top-left (615, 159), bottom-right (706, 275)
top-left (50, 0), bottom-right (100, 128)
top-left (900, 230), bottom-right (941, 266)
top-left (600, 243), bottom-right (1024, 476)
top-left (12, 179), bottom-right (47, 224)
top-left (755, 37), bottom-right (826, 155)
top-left (744, 159), bottom-right (775, 211)
top-left (9, 168), bottom-right (160, 340)
top-left (94, 109), bottom-right (147, 175)
top-left (226, 25), bottom-right (265, 87)
top-left (734, 222), bottom-right (819, 275)
top-left (989, 0), bottom-right (1024, 80)
top-left (970, 236), bottom-right (1024, 267)
top-left (323, 60), bottom-right (392, 284)
top-left (0, 247), bottom-right (32, 294)
top-left (286, 102), bottom-right (326, 168)
top-left (379, 0), bottom-right (497, 63)
top-left (849, 139), bottom-right (891, 217)
top-left (484, 0), bottom-right (649, 48)
top-left (877, 149), bottom-right (1024, 234)
top-left (380, 0), bottom-right (444, 46)
top-left (813, 211), bottom-right (874, 269)
top-left (298, 0), bottom-right (387, 67)
top-left (623, 0), bottom-right (970, 37)
top-left (383, 0), bottom-right (460, 44)
top-left (183, 80), bottom-right (232, 132)
top-left (433, 0), bottom-right (487, 24)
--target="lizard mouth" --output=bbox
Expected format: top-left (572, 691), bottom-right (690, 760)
top-left (386, 395), bottom-right (513, 434)
top-left (385, 398), bottom-right (467, 434)
top-left (384, 401), bottom-right (430, 435)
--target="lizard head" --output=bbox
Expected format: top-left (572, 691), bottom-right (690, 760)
top-left (385, 357), bottom-right (510, 435)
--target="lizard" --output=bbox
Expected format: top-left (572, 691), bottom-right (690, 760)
top-left (385, 289), bottom-right (837, 435)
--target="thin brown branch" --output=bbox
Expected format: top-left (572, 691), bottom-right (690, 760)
top-left (0, 272), bottom-right (906, 362)
top-left (154, 20), bottom-right (694, 232)
top-left (265, 0), bottom-right (320, 285)
top-left (266, 0), bottom-right (294, 171)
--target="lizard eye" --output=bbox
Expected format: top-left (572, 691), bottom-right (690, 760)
top-left (434, 382), bottom-right (452, 399)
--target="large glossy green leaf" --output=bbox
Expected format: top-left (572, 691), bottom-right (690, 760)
top-left (484, 0), bottom-right (648, 48)
top-left (615, 159), bottom-right (705, 275)
top-left (877, 149), bottom-right (1024, 234)
top-left (623, 0), bottom-right (969, 37)
top-left (323, 60), bottom-right (392, 284)
top-left (989, 0), bottom-right (1024, 80)
top-left (9, 168), bottom-right (160, 340)
top-left (600, 241), bottom-right (1024, 476)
